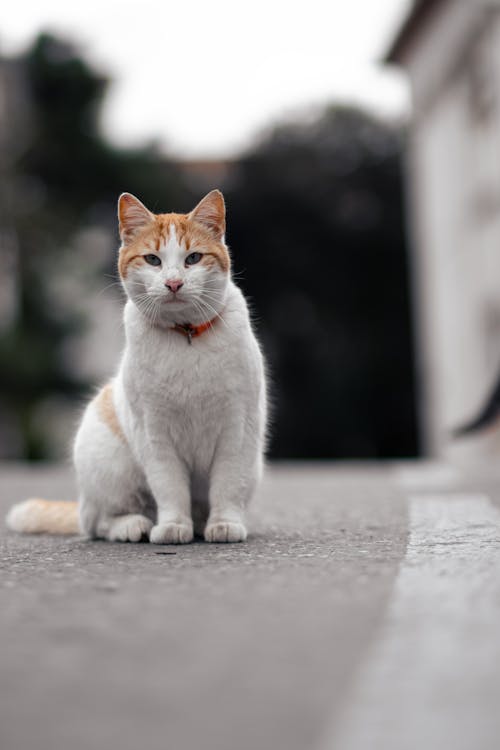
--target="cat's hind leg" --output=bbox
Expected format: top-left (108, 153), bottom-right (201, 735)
top-left (74, 387), bottom-right (154, 543)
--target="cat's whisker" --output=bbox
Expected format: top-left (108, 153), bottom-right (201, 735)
top-left (97, 280), bottom-right (125, 297)
top-left (199, 289), bottom-right (225, 300)
top-left (135, 294), bottom-right (161, 327)
top-left (200, 291), bottom-right (226, 304)
top-left (190, 298), bottom-right (209, 329)
top-left (196, 297), bottom-right (236, 336)
top-left (199, 284), bottom-right (226, 293)
top-left (188, 296), bottom-right (212, 326)
top-left (198, 286), bottom-right (227, 302)
top-left (199, 293), bottom-right (234, 321)
top-left (231, 269), bottom-right (246, 281)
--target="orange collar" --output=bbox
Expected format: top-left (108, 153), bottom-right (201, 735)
top-left (171, 318), bottom-right (217, 344)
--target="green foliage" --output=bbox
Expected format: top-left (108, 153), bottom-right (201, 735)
top-left (0, 33), bottom-right (190, 458)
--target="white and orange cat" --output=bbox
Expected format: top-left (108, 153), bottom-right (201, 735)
top-left (7, 190), bottom-right (267, 543)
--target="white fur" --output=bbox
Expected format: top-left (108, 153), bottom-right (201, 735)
top-left (6, 500), bottom-right (37, 533)
top-left (74, 230), bottom-right (267, 544)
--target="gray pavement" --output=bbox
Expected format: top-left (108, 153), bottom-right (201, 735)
top-left (1, 462), bottom-right (500, 750)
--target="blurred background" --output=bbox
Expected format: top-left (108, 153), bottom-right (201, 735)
top-left (1, 0), bottom-right (498, 462)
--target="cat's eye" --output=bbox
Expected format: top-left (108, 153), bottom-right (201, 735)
top-left (185, 252), bottom-right (202, 266)
top-left (144, 254), bottom-right (161, 267)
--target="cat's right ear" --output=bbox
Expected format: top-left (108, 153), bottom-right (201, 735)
top-left (118, 193), bottom-right (154, 243)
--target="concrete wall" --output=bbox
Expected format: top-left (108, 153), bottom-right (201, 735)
top-left (401, 1), bottom-right (500, 457)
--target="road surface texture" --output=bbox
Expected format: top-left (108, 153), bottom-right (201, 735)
top-left (1, 461), bottom-right (500, 750)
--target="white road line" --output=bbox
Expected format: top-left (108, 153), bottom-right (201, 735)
top-left (394, 463), bottom-right (461, 490)
top-left (321, 493), bottom-right (500, 750)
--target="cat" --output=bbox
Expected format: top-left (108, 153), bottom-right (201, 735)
top-left (6, 189), bottom-right (267, 544)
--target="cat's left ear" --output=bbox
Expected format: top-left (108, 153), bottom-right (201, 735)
top-left (189, 190), bottom-right (226, 240)
top-left (118, 193), bottom-right (155, 243)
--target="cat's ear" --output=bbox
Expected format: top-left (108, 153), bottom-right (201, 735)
top-left (189, 190), bottom-right (226, 240)
top-left (118, 193), bottom-right (154, 243)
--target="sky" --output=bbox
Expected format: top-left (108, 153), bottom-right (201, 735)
top-left (1, 0), bottom-right (412, 159)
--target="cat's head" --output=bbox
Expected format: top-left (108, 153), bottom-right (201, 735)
top-left (117, 190), bottom-right (230, 326)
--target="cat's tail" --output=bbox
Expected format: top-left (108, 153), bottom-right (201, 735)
top-left (6, 499), bottom-right (79, 535)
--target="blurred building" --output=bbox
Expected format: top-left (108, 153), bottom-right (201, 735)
top-left (388, 0), bottom-right (500, 457)
top-left (0, 54), bottom-right (28, 333)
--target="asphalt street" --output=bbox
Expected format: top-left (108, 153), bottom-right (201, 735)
top-left (1, 461), bottom-right (500, 750)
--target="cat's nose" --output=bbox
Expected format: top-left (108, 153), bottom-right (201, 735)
top-left (165, 279), bottom-right (184, 293)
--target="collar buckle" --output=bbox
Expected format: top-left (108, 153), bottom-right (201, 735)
top-left (172, 319), bottom-right (215, 344)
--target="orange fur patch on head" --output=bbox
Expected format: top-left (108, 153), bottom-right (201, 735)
top-left (189, 190), bottom-right (226, 238)
top-left (200, 249), bottom-right (230, 273)
top-left (118, 193), bottom-right (155, 243)
top-left (117, 191), bottom-right (231, 278)
top-left (95, 383), bottom-right (125, 441)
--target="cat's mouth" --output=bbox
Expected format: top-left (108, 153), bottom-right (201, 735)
top-left (163, 295), bottom-right (186, 305)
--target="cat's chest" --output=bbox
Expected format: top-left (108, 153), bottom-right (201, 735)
top-left (125, 331), bottom-right (244, 417)
top-left (123, 334), bottom-right (244, 466)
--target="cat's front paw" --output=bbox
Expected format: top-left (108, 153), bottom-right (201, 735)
top-left (205, 521), bottom-right (247, 543)
top-left (108, 514), bottom-right (153, 543)
top-left (150, 521), bottom-right (193, 545)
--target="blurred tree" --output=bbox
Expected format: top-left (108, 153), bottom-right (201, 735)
top-left (227, 107), bottom-right (419, 458)
top-left (0, 35), bottom-right (418, 460)
top-left (0, 33), bottom-right (190, 458)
